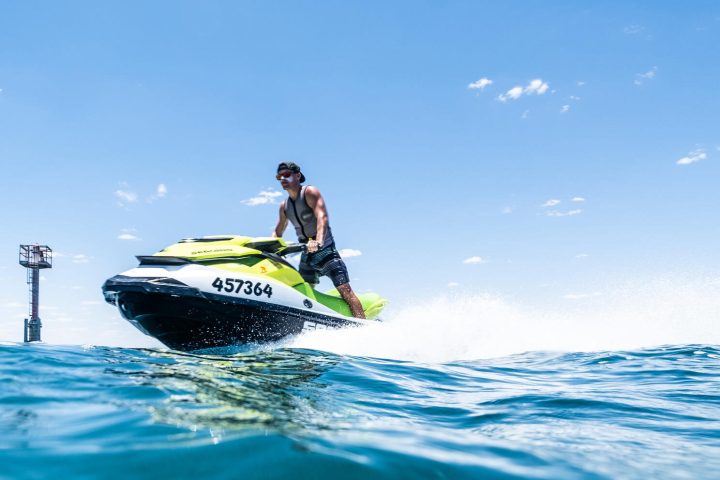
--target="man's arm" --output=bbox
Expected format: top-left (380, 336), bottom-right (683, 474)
top-left (304, 186), bottom-right (328, 251)
top-left (272, 202), bottom-right (288, 238)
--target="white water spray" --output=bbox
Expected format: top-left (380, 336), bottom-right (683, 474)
top-left (289, 275), bottom-right (720, 362)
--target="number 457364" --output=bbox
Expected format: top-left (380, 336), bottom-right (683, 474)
top-left (211, 277), bottom-right (272, 298)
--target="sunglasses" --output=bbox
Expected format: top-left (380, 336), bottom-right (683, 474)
top-left (276, 171), bottom-right (296, 181)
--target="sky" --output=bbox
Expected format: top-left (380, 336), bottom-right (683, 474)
top-left (1, 1), bottom-right (719, 347)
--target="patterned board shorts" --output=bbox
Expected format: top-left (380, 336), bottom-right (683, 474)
top-left (299, 242), bottom-right (350, 287)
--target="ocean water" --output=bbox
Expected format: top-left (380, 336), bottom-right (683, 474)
top-left (1, 341), bottom-right (719, 480)
top-left (3, 280), bottom-right (720, 479)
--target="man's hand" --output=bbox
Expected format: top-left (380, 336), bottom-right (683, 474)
top-left (307, 239), bottom-right (320, 253)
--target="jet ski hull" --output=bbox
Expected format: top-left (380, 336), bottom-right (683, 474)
top-left (115, 292), bottom-right (338, 351)
top-left (103, 274), bottom-right (361, 351)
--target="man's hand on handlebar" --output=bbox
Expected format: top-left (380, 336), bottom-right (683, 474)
top-left (307, 239), bottom-right (320, 253)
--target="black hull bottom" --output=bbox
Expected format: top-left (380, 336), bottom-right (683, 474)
top-left (116, 292), bottom-right (354, 351)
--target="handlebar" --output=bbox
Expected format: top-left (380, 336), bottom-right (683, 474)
top-left (279, 243), bottom-right (306, 256)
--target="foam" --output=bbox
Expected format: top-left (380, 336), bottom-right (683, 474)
top-left (288, 275), bottom-right (720, 362)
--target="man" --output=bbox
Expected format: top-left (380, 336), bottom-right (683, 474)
top-left (272, 162), bottom-right (366, 319)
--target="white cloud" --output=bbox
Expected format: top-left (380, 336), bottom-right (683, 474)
top-left (52, 251), bottom-right (92, 263)
top-left (115, 189), bottom-right (138, 205)
top-left (676, 149), bottom-right (707, 166)
top-left (498, 79), bottom-right (550, 102)
top-left (447, 282), bottom-right (460, 288)
top-left (3, 302), bottom-right (24, 308)
top-left (525, 79), bottom-right (549, 95)
top-left (521, 110), bottom-right (530, 119)
top-left (560, 105), bottom-right (570, 113)
top-left (624, 25), bottom-right (645, 35)
top-left (575, 253), bottom-right (589, 259)
top-left (81, 300), bottom-right (102, 306)
top-left (147, 183), bottom-right (168, 202)
top-left (498, 86), bottom-right (524, 102)
top-left (118, 233), bottom-right (140, 241)
top-left (468, 78), bottom-right (493, 90)
top-left (118, 228), bottom-right (140, 241)
top-left (501, 206), bottom-right (513, 214)
top-left (572, 197), bottom-right (586, 202)
top-left (118, 182), bottom-right (170, 205)
top-left (562, 291), bottom-right (601, 300)
top-left (577, 81), bottom-right (586, 86)
top-left (569, 95), bottom-right (581, 101)
top-left (634, 66), bottom-right (658, 86)
top-left (546, 209), bottom-right (583, 217)
top-left (72, 254), bottom-right (90, 264)
top-left (463, 256), bottom-right (484, 265)
top-left (542, 199), bottom-right (561, 207)
top-left (242, 190), bottom-right (283, 206)
top-left (338, 248), bottom-right (362, 258)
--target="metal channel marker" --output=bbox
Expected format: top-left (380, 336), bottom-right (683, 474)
top-left (18, 244), bottom-right (53, 342)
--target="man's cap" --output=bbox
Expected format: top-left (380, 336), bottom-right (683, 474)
top-left (277, 162), bottom-right (306, 183)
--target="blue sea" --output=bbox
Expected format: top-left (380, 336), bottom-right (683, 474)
top-left (1, 342), bottom-right (719, 479)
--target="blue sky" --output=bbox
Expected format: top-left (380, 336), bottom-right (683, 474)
top-left (1, 1), bottom-right (719, 346)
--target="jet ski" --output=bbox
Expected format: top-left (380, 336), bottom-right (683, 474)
top-left (102, 235), bottom-right (387, 351)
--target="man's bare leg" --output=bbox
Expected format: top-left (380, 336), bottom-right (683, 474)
top-left (336, 283), bottom-right (366, 319)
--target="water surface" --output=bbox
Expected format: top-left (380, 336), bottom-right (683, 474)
top-left (1, 342), bottom-right (719, 479)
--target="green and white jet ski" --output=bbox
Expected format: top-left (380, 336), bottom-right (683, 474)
top-left (102, 235), bottom-right (387, 351)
